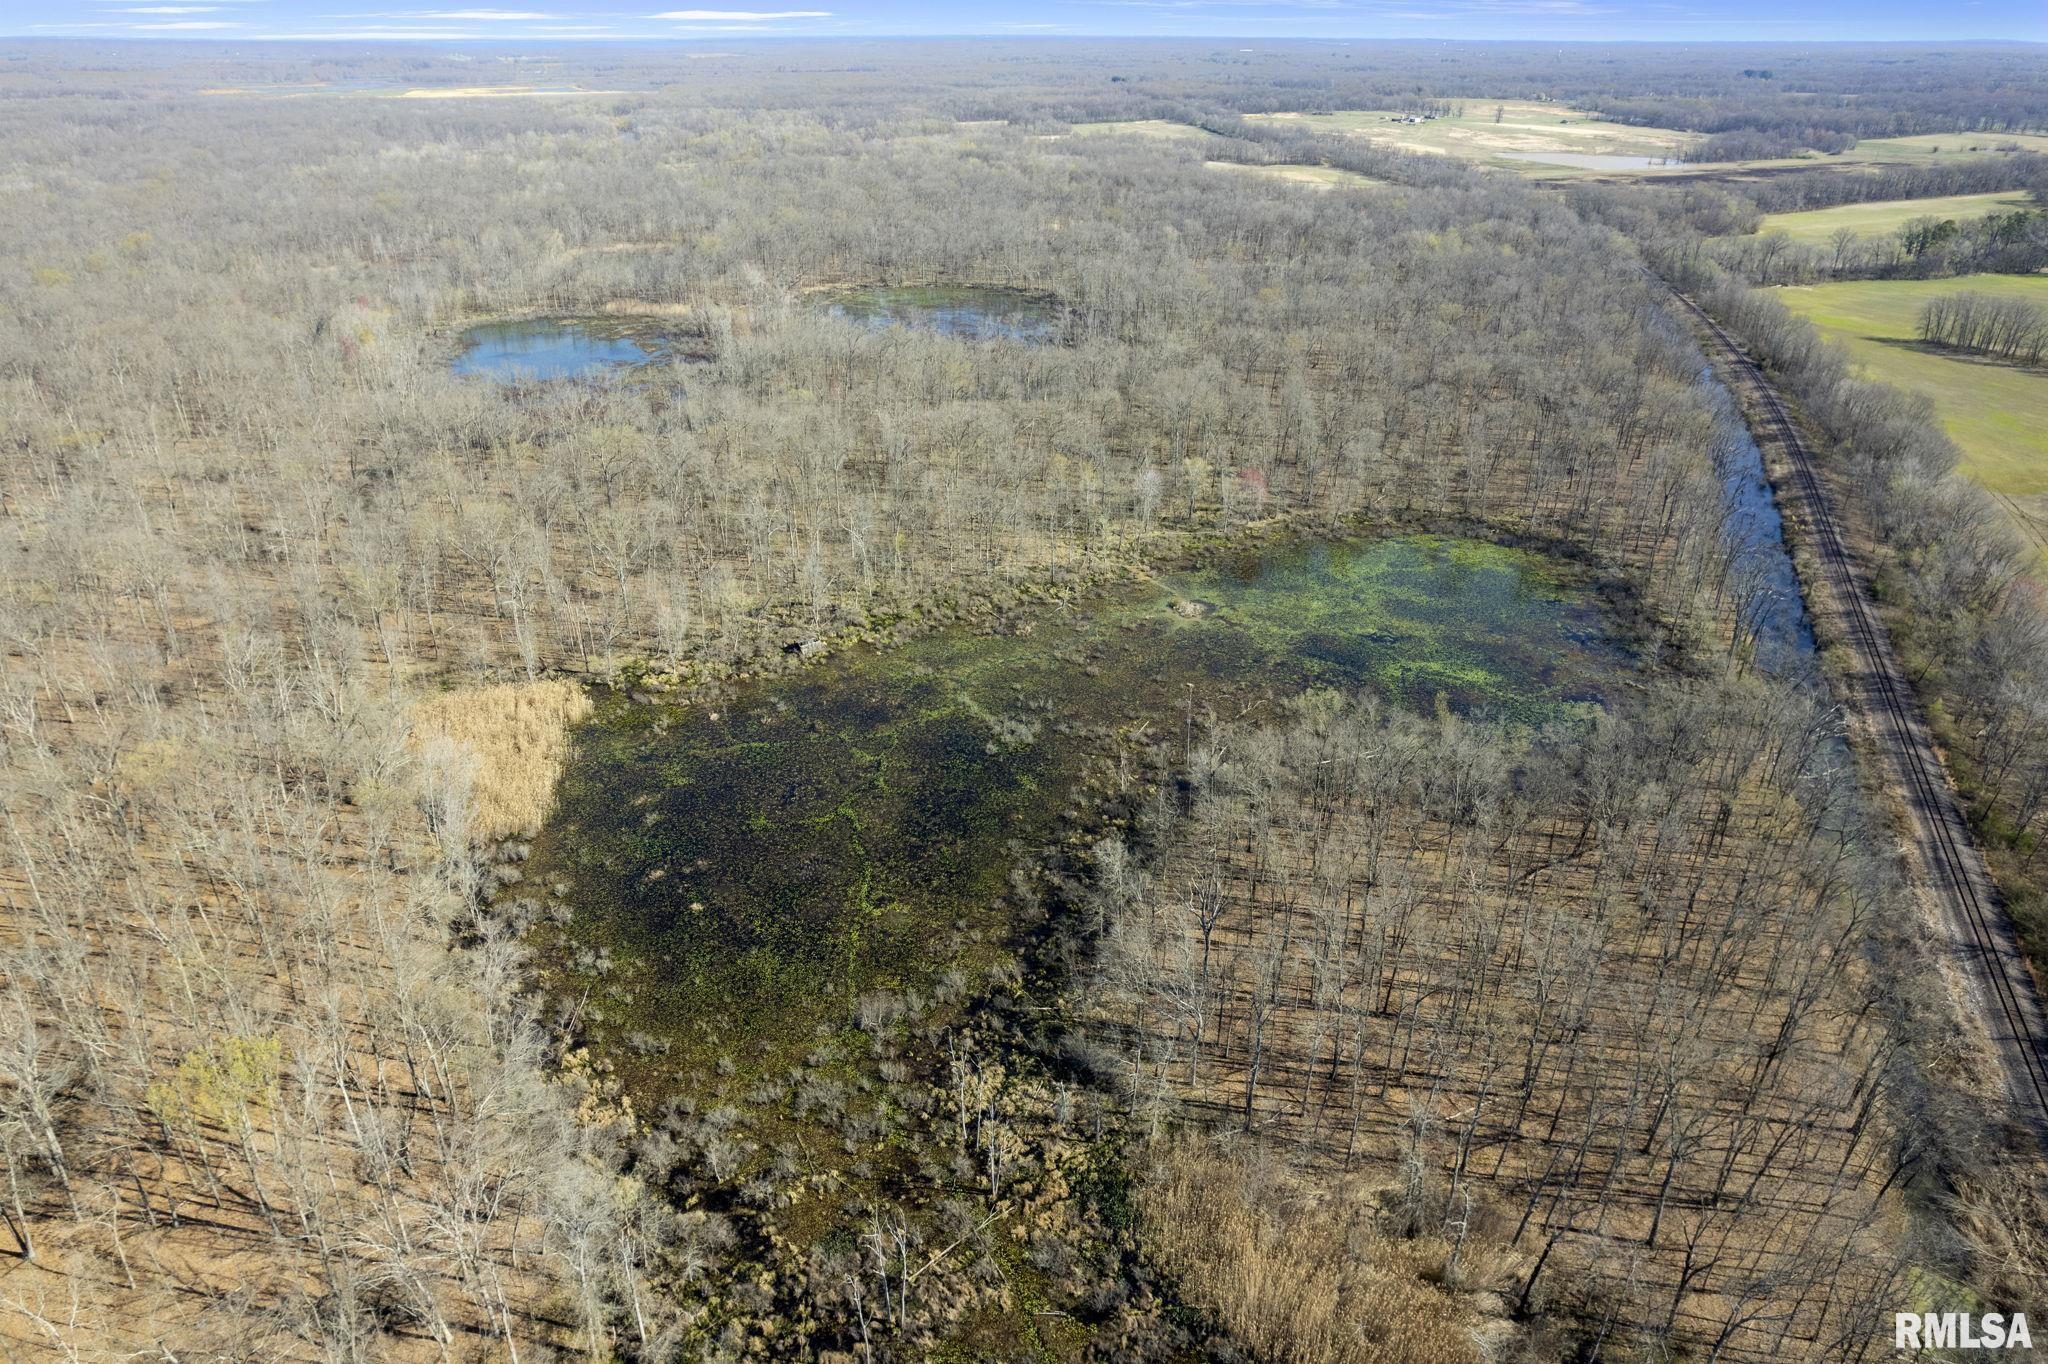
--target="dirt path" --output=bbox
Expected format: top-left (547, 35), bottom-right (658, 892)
top-left (1675, 290), bottom-right (2048, 1152)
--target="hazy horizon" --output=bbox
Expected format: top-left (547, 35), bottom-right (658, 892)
top-left (9, 0), bottom-right (2044, 46)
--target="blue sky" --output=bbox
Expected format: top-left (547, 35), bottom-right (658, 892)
top-left (7, 0), bottom-right (2043, 43)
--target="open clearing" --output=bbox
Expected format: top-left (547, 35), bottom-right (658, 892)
top-left (1204, 160), bottom-right (1385, 190)
top-left (1245, 106), bottom-right (2048, 183)
top-left (1776, 275), bottom-right (2048, 550)
top-left (1687, 133), bottom-right (2048, 180)
top-left (1836, 131), bottom-right (2048, 161)
top-left (1245, 100), bottom-right (1697, 169)
top-left (1758, 191), bottom-right (2037, 244)
top-left (1068, 119), bottom-right (1220, 141)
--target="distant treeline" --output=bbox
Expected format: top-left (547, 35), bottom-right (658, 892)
top-left (1716, 200), bottom-right (2048, 284)
top-left (1585, 47), bottom-right (2048, 147)
top-left (1735, 155), bottom-right (2048, 214)
top-left (1622, 156), bottom-right (2048, 285)
top-left (8, 38), bottom-right (2044, 151)
top-left (1918, 291), bottom-right (2048, 365)
top-left (1685, 128), bottom-right (1860, 162)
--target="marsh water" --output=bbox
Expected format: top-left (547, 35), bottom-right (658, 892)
top-left (1702, 374), bottom-right (1819, 682)
top-left (525, 535), bottom-right (1631, 1079)
top-left (822, 285), bottom-right (1065, 343)
top-left (452, 318), bottom-right (669, 382)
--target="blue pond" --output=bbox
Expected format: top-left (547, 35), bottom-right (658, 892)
top-left (451, 319), bottom-right (662, 383)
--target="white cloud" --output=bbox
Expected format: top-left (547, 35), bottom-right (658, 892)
top-left (246, 26), bottom-right (488, 35)
top-left (399, 8), bottom-right (553, 17)
top-left (650, 9), bottom-right (832, 18)
top-left (113, 6), bottom-right (224, 12)
top-left (129, 19), bottom-right (241, 26)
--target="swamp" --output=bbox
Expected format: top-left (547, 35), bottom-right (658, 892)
top-left (521, 534), bottom-right (1634, 1098)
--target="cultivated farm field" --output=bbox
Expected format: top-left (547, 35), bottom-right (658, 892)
top-left (1835, 131), bottom-right (2048, 162)
top-left (1241, 106), bottom-right (2048, 186)
top-left (1757, 191), bottom-right (2038, 244)
top-left (1776, 275), bottom-right (2048, 553)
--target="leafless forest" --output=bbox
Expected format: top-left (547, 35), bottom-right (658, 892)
top-left (2, 38), bottom-right (2047, 1363)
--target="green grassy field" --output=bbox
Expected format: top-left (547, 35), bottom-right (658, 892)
top-left (1776, 275), bottom-right (2048, 553)
top-left (1833, 131), bottom-right (2048, 163)
top-left (1758, 192), bottom-right (2037, 244)
top-left (1205, 160), bottom-right (1386, 190)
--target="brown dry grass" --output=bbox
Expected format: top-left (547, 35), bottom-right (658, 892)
top-left (1141, 1137), bottom-right (1498, 1364)
top-left (411, 679), bottom-right (594, 842)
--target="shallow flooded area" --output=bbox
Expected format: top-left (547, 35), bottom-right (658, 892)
top-left (1702, 375), bottom-right (1819, 681)
top-left (451, 317), bottom-right (672, 382)
top-left (821, 285), bottom-right (1065, 342)
top-left (522, 535), bottom-right (1633, 1089)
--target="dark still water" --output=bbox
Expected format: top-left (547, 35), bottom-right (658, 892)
top-left (521, 535), bottom-right (1634, 1089)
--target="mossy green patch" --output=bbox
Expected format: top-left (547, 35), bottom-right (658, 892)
top-left (820, 285), bottom-right (1064, 343)
top-left (1168, 536), bottom-right (1613, 719)
top-left (523, 535), bottom-right (1628, 1102)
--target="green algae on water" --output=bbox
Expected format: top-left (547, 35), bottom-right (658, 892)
top-left (820, 285), bottom-right (1065, 343)
top-left (1167, 536), bottom-right (1614, 721)
top-left (522, 535), bottom-right (1628, 1095)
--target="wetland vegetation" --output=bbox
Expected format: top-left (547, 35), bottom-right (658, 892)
top-left (819, 284), bottom-right (1067, 343)
top-left (526, 534), bottom-right (1630, 1094)
top-left (6, 34), bottom-right (2046, 1364)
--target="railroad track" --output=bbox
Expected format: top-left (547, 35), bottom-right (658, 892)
top-left (1673, 290), bottom-right (2048, 1149)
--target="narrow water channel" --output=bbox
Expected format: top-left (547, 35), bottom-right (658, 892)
top-left (1700, 372), bottom-right (1821, 683)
